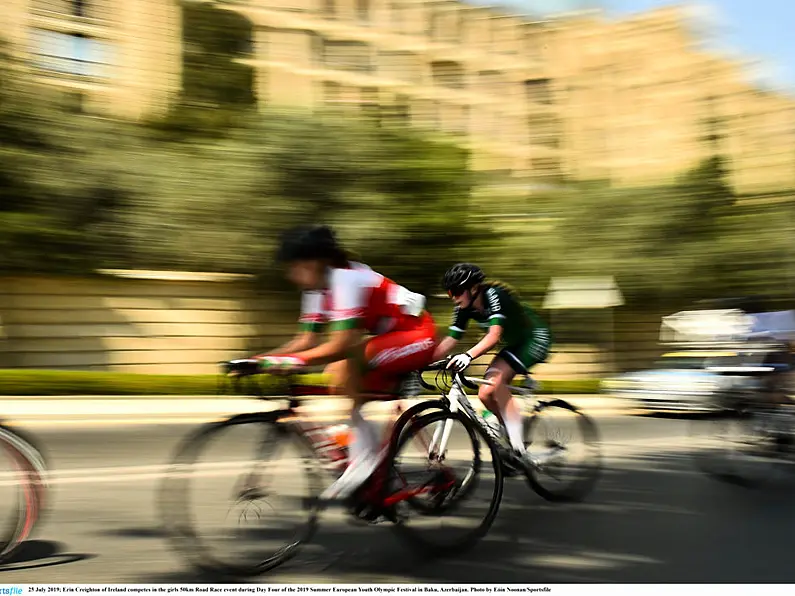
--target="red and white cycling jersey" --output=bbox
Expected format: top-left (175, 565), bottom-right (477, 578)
top-left (299, 262), bottom-right (426, 335)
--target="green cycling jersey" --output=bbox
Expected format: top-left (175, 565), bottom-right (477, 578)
top-left (448, 284), bottom-right (549, 348)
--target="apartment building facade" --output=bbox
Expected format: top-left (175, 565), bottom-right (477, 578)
top-left (218, 0), bottom-right (794, 192)
top-left (2, 0), bottom-right (793, 193)
top-left (2, 0), bottom-right (182, 120)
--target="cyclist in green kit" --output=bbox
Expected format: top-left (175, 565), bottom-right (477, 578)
top-left (432, 263), bottom-right (552, 468)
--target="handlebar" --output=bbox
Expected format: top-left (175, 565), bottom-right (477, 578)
top-left (220, 359), bottom-right (261, 377)
top-left (220, 357), bottom-right (496, 394)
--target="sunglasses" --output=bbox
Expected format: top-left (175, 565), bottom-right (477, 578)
top-left (448, 289), bottom-right (467, 298)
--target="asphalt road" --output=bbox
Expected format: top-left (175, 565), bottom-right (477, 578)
top-left (1, 407), bottom-right (794, 584)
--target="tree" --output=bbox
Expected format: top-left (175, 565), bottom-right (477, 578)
top-left (149, 2), bottom-right (256, 140)
top-left (0, 44), bottom-right (136, 273)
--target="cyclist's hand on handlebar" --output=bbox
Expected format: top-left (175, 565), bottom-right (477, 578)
top-left (257, 355), bottom-right (307, 376)
top-left (221, 359), bottom-right (261, 377)
top-left (447, 353), bottom-right (473, 372)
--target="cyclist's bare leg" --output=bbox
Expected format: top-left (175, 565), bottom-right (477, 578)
top-left (324, 359), bottom-right (378, 458)
top-left (320, 348), bottom-right (383, 500)
top-left (479, 357), bottom-right (524, 453)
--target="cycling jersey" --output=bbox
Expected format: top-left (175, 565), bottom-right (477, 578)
top-left (299, 262), bottom-right (427, 335)
top-left (448, 285), bottom-right (551, 373)
top-left (448, 284), bottom-right (548, 347)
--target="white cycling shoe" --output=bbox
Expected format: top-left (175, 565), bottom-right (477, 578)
top-left (320, 449), bottom-right (383, 501)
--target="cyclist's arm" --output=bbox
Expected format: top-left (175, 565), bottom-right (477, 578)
top-left (433, 336), bottom-right (458, 360)
top-left (260, 290), bottom-right (325, 357)
top-left (292, 327), bottom-right (363, 366)
top-left (467, 325), bottom-right (503, 360)
top-left (257, 331), bottom-right (319, 357)
top-left (436, 305), bottom-right (469, 360)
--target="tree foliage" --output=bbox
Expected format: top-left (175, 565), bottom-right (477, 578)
top-left (2, 21), bottom-right (795, 311)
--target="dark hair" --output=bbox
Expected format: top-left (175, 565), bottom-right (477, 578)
top-left (276, 224), bottom-right (352, 268)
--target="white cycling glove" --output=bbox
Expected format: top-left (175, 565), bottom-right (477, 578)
top-left (447, 353), bottom-right (473, 372)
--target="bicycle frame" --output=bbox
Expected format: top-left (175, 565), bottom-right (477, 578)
top-left (234, 380), bottom-right (457, 510)
top-left (424, 371), bottom-right (535, 462)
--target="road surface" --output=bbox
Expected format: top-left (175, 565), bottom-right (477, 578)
top-left (0, 399), bottom-right (793, 584)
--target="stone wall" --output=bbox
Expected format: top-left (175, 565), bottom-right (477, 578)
top-left (0, 272), bottom-right (665, 378)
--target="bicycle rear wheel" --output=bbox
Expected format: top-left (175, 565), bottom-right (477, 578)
top-left (523, 399), bottom-right (602, 502)
top-left (389, 410), bottom-right (503, 556)
top-left (0, 424), bottom-right (47, 562)
top-left (159, 412), bottom-right (324, 577)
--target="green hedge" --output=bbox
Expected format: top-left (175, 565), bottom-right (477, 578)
top-left (0, 370), bottom-right (602, 397)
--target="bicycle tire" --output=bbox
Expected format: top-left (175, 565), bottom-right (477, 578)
top-left (393, 399), bottom-right (448, 443)
top-left (395, 401), bottom-right (485, 515)
top-left (689, 407), bottom-right (793, 488)
top-left (158, 411), bottom-right (323, 578)
top-left (0, 424), bottom-right (48, 562)
top-left (523, 399), bottom-right (602, 503)
top-left (389, 409), bottom-right (504, 556)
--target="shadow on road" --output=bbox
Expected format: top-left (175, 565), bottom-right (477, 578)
top-left (128, 449), bottom-right (795, 584)
top-left (0, 540), bottom-right (95, 572)
top-left (93, 527), bottom-right (168, 539)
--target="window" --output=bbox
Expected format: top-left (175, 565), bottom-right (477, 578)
top-left (361, 87), bottom-right (380, 124)
top-left (429, 8), bottom-right (459, 42)
top-left (527, 114), bottom-right (561, 149)
top-left (356, 0), bottom-right (370, 23)
top-left (322, 81), bottom-right (342, 107)
top-left (322, 41), bottom-right (372, 73)
top-left (525, 79), bottom-right (553, 105)
top-left (379, 51), bottom-right (420, 83)
top-left (30, 30), bottom-right (113, 78)
top-left (531, 157), bottom-right (564, 182)
top-left (390, 1), bottom-right (403, 31)
top-left (431, 61), bottom-right (465, 90)
top-left (63, 91), bottom-right (85, 113)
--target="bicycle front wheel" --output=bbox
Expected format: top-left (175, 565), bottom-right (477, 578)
top-left (0, 424), bottom-right (48, 562)
top-left (523, 399), bottom-right (602, 502)
top-left (159, 412), bottom-right (324, 577)
top-left (389, 410), bottom-right (503, 556)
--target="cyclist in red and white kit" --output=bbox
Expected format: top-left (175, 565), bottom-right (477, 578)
top-left (256, 225), bottom-right (437, 501)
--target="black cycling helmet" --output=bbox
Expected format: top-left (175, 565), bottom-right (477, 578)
top-left (276, 224), bottom-right (340, 263)
top-left (442, 263), bottom-right (485, 294)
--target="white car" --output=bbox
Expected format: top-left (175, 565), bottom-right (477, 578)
top-left (602, 350), bottom-right (770, 413)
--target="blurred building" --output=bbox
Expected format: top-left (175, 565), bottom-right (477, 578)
top-left (2, 1), bottom-right (793, 193)
top-left (1, 0), bottom-right (181, 119)
top-left (222, 0), bottom-right (795, 194)
top-left (553, 7), bottom-right (795, 194)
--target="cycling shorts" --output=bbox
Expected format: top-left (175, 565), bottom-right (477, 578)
top-left (497, 327), bottom-right (551, 375)
top-left (361, 311), bottom-right (437, 394)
